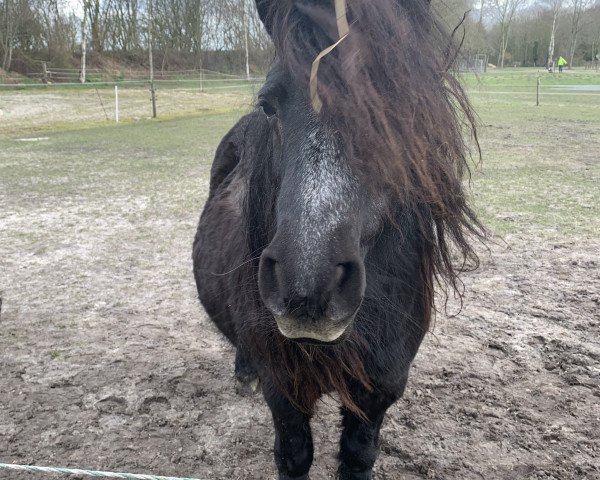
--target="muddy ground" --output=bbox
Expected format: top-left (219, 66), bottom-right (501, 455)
top-left (1, 233), bottom-right (598, 479)
top-left (0, 98), bottom-right (599, 479)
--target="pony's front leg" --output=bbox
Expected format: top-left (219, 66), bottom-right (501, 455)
top-left (234, 338), bottom-right (259, 396)
top-left (338, 383), bottom-right (404, 480)
top-left (263, 380), bottom-right (314, 480)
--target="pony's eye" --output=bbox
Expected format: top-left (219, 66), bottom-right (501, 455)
top-left (259, 100), bottom-right (277, 118)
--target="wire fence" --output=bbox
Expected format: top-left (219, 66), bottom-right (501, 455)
top-left (0, 68), bottom-right (266, 130)
top-left (0, 63), bottom-right (258, 85)
top-left (1, 68), bottom-right (599, 132)
top-left (459, 54), bottom-right (489, 73)
top-left (0, 463), bottom-right (204, 480)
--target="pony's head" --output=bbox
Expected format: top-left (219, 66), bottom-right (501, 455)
top-left (252, 0), bottom-right (483, 345)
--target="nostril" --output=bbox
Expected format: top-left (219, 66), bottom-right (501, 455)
top-left (330, 260), bottom-right (365, 318)
top-left (334, 264), bottom-right (345, 288)
top-left (258, 253), bottom-right (285, 314)
top-left (335, 262), bottom-right (356, 293)
top-left (260, 255), bottom-right (278, 289)
top-left (262, 255), bottom-right (277, 278)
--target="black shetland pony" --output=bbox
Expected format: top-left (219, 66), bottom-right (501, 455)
top-left (193, 0), bottom-right (483, 478)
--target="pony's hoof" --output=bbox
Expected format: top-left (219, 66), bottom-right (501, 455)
top-left (337, 466), bottom-right (372, 480)
top-left (235, 376), bottom-right (260, 397)
top-left (279, 474), bottom-right (309, 480)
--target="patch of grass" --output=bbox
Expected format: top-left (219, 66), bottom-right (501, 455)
top-left (0, 109), bottom-right (244, 262)
top-left (0, 109), bottom-right (244, 193)
top-left (468, 72), bottom-right (600, 239)
top-left (0, 71), bottom-right (598, 252)
top-left (0, 84), bottom-right (259, 135)
top-left (462, 68), bottom-right (600, 88)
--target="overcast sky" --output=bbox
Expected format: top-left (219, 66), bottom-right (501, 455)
top-left (66, 0), bottom-right (82, 16)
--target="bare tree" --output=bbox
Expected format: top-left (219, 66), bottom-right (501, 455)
top-left (34, 0), bottom-right (78, 63)
top-left (242, 0), bottom-right (250, 79)
top-left (490, 0), bottom-right (526, 68)
top-left (479, 0), bottom-right (486, 24)
top-left (108, 0), bottom-right (141, 52)
top-left (590, 8), bottom-right (600, 69)
top-left (0, 0), bottom-right (15, 70)
top-left (148, 0), bottom-right (156, 117)
top-left (87, 0), bottom-right (111, 52)
top-left (544, 0), bottom-right (563, 70)
top-left (79, 0), bottom-right (89, 82)
top-left (568, 0), bottom-right (591, 67)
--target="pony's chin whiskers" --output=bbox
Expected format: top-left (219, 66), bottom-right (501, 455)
top-left (209, 255), bottom-right (262, 277)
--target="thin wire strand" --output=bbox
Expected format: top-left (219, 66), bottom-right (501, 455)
top-left (0, 463), bottom-right (203, 480)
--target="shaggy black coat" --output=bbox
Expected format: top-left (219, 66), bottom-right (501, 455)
top-left (193, 1), bottom-right (483, 478)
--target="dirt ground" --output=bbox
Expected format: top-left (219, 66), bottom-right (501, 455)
top-left (0, 94), bottom-right (599, 479)
top-left (1, 231), bottom-right (598, 479)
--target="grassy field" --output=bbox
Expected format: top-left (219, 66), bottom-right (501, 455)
top-left (465, 69), bottom-right (600, 238)
top-left (1, 69), bottom-right (598, 240)
top-left (1, 70), bottom-right (599, 479)
top-left (0, 81), bottom-right (262, 134)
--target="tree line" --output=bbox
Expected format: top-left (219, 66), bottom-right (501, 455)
top-left (1, 0), bottom-right (600, 78)
top-left (0, 0), bottom-right (271, 76)
top-left (440, 0), bottom-right (600, 68)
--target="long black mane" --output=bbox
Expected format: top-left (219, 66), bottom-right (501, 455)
top-left (258, 0), bottom-right (485, 297)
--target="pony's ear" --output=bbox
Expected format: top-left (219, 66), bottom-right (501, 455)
top-left (255, 0), bottom-right (333, 39)
top-left (209, 141), bottom-right (239, 196)
top-left (255, 0), bottom-right (274, 36)
top-left (209, 124), bottom-right (244, 196)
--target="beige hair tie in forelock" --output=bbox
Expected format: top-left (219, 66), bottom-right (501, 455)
top-left (310, 0), bottom-right (350, 113)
